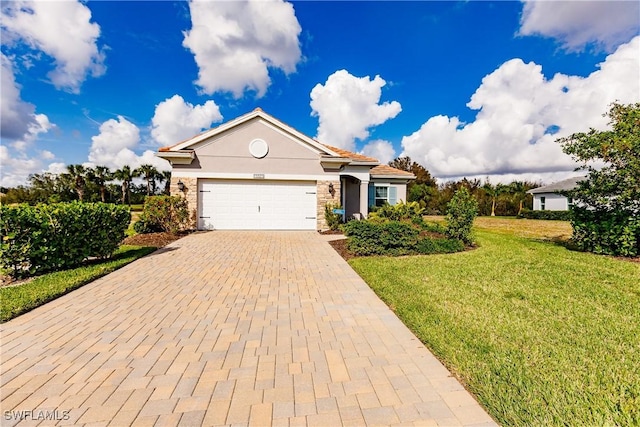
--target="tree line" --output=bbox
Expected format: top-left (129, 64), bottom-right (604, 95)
top-left (1, 164), bottom-right (171, 205)
top-left (2, 157), bottom-right (539, 215)
top-left (388, 156), bottom-right (540, 216)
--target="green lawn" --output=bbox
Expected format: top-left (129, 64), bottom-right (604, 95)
top-left (0, 245), bottom-right (156, 322)
top-left (349, 221), bottom-right (640, 426)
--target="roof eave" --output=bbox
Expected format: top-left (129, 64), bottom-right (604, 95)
top-left (155, 150), bottom-right (194, 165)
top-left (350, 161), bottom-right (380, 166)
top-left (370, 174), bottom-right (416, 180)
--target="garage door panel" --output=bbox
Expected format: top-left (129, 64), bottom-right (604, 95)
top-left (199, 179), bottom-right (316, 230)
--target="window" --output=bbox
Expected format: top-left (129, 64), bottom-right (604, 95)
top-left (540, 196), bottom-right (546, 211)
top-left (375, 186), bottom-right (388, 207)
top-left (368, 184), bottom-right (397, 208)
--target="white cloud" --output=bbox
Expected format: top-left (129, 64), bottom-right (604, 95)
top-left (360, 139), bottom-right (396, 164)
top-left (11, 114), bottom-right (53, 151)
top-left (183, 0), bottom-right (302, 97)
top-left (400, 36), bottom-right (640, 180)
top-left (310, 70), bottom-right (402, 152)
top-left (0, 56), bottom-right (56, 187)
top-left (88, 116), bottom-right (169, 171)
top-left (151, 95), bottom-right (223, 147)
top-left (1, 53), bottom-right (37, 139)
top-left (519, 0), bottom-right (640, 52)
top-left (45, 162), bottom-right (67, 175)
top-left (0, 145), bottom-right (61, 188)
top-left (1, 0), bottom-right (105, 92)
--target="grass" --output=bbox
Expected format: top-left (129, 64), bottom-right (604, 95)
top-left (126, 211), bottom-right (141, 237)
top-left (0, 245), bottom-right (156, 322)
top-left (349, 218), bottom-right (640, 426)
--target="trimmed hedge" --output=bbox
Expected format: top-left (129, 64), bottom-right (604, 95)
top-left (0, 202), bottom-right (130, 278)
top-left (518, 208), bottom-right (572, 221)
top-left (570, 207), bottom-right (639, 257)
top-left (134, 196), bottom-right (190, 234)
top-left (343, 220), bottom-right (464, 256)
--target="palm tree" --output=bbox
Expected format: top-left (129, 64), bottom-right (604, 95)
top-left (64, 164), bottom-right (87, 202)
top-left (509, 181), bottom-right (528, 216)
top-left (161, 170), bottom-right (172, 195)
top-left (482, 182), bottom-right (507, 216)
top-left (135, 164), bottom-right (160, 196)
top-left (113, 165), bottom-right (135, 205)
top-left (87, 166), bottom-right (113, 203)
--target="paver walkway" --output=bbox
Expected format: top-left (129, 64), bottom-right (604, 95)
top-left (1, 231), bottom-right (496, 426)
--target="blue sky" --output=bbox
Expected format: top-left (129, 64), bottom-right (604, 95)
top-left (1, 0), bottom-right (639, 187)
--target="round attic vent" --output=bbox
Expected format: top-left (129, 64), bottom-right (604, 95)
top-left (249, 138), bottom-right (269, 158)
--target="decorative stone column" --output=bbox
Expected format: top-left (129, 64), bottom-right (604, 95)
top-left (170, 176), bottom-right (197, 229)
top-left (316, 180), bottom-right (341, 230)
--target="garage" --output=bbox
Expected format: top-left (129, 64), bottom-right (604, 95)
top-left (198, 179), bottom-right (317, 230)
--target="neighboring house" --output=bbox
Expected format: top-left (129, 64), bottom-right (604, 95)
top-left (156, 108), bottom-right (415, 230)
top-left (527, 176), bottom-right (584, 211)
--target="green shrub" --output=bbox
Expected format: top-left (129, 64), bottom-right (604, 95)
top-left (138, 196), bottom-right (190, 234)
top-left (415, 218), bottom-right (446, 233)
top-left (343, 220), bottom-right (463, 256)
top-left (324, 203), bottom-right (343, 231)
top-left (0, 202), bottom-right (130, 278)
top-left (445, 187), bottom-right (478, 245)
top-left (518, 208), bottom-right (572, 221)
top-left (416, 237), bottom-right (465, 254)
top-left (378, 221), bottom-right (420, 255)
top-left (368, 201), bottom-right (425, 223)
top-left (344, 220), bottom-right (420, 255)
top-left (133, 218), bottom-right (162, 234)
top-left (570, 207), bottom-right (639, 257)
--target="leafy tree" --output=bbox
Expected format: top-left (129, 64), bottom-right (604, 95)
top-left (135, 164), bottom-right (160, 196)
top-left (113, 165), bottom-right (136, 205)
top-left (558, 102), bottom-right (640, 256)
top-left (87, 166), bottom-right (113, 203)
top-left (28, 172), bottom-right (74, 203)
top-left (389, 156), bottom-right (437, 186)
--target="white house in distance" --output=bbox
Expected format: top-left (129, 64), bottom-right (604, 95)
top-left (156, 108), bottom-right (415, 230)
top-left (527, 176), bottom-right (584, 211)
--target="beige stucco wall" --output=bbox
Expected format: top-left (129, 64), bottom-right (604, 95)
top-left (170, 176), bottom-right (197, 228)
top-left (317, 180), bottom-right (341, 230)
top-left (394, 182), bottom-right (408, 203)
top-left (173, 118), bottom-right (326, 175)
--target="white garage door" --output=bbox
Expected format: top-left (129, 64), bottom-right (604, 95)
top-left (198, 180), bottom-right (317, 230)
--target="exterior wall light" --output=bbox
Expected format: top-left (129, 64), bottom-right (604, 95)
top-left (177, 180), bottom-right (185, 192)
top-left (328, 182), bottom-right (334, 195)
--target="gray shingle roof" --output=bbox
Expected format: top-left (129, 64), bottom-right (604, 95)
top-left (527, 176), bottom-right (586, 194)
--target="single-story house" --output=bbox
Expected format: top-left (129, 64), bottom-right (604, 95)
top-left (527, 176), bottom-right (584, 211)
top-left (156, 108), bottom-right (415, 230)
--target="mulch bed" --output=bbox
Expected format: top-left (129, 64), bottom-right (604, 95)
top-left (122, 232), bottom-right (188, 248)
top-left (328, 238), bottom-right (355, 261)
top-left (319, 229), bottom-right (344, 235)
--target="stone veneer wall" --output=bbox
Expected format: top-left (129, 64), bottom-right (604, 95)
top-left (317, 180), bottom-right (341, 230)
top-left (170, 176), bottom-right (198, 229)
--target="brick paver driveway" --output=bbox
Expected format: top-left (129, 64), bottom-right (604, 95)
top-left (1, 231), bottom-right (496, 426)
